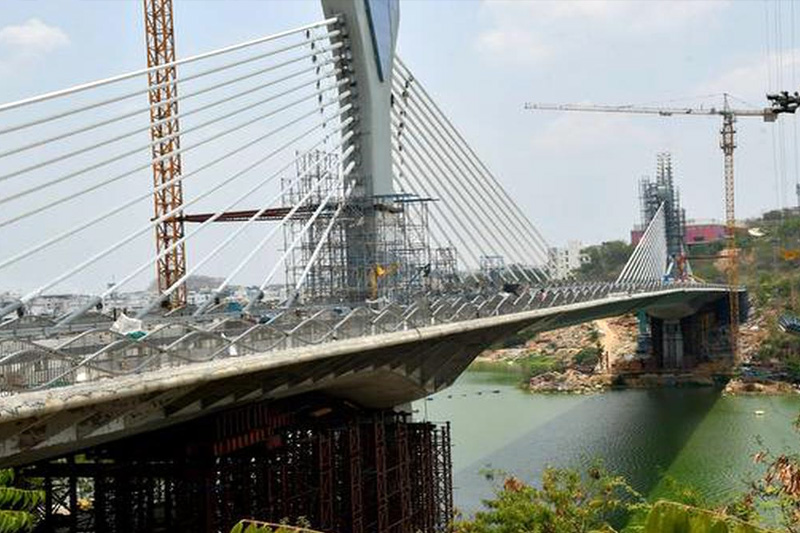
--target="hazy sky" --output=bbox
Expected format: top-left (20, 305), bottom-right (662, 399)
top-left (1, 0), bottom-right (798, 293)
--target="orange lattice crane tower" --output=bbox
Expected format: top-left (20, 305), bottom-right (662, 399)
top-left (143, 0), bottom-right (187, 310)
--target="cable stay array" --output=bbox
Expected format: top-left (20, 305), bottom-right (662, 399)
top-left (390, 59), bottom-right (551, 286)
top-left (616, 203), bottom-right (668, 284)
top-left (0, 12), bottom-right (733, 396)
top-left (0, 17), bottom-right (356, 323)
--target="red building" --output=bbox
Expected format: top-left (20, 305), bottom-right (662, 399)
top-left (631, 220), bottom-right (726, 247)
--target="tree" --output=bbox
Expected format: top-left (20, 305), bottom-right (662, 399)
top-left (576, 241), bottom-right (634, 282)
top-left (643, 501), bottom-right (767, 533)
top-left (453, 464), bottom-right (647, 533)
top-left (0, 469), bottom-right (43, 533)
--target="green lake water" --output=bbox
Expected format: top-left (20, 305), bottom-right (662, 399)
top-left (414, 370), bottom-right (800, 515)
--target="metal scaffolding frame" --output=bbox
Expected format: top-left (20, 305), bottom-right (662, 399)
top-left (282, 150), bottom-right (351, 304)
top-left (638, 152), bottom-right (687, 260)
top-left (369, 195), bottom-right (432, 303)
top-left (479, 255), bottom-right (506, 285)
top-left (431, 247), bottom-right (458, 293)
top-left (21, 396), bottom-right (454, 533)
top-left (281, 152), bottom-right (434, 306)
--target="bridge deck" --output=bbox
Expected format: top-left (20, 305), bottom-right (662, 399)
top-left (0, 284), bottom-right (734, 467)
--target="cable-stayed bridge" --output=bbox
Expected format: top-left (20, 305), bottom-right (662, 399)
top-left (0, 1), bottom-right (743, 531)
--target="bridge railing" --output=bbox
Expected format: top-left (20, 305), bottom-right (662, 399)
top-left (0, 281), bottom-right (732, 394)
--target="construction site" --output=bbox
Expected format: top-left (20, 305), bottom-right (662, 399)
top-left (281, 150), bottom-right (440, 306)
top-left (21, 395), bottom-right (453, 533)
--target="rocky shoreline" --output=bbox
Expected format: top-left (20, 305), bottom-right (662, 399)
top-left (723, 378), bottom-right (799, 395)
top-left (471, 312), bottom-right (800, 395)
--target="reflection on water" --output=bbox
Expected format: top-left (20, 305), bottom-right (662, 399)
top-left (414, 371), bottom-right (800, 515)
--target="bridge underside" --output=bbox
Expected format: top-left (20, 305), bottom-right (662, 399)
top-left (20, 394), bottom-right (454, 533)
top-left (0, 287), bottom-right (734, 468)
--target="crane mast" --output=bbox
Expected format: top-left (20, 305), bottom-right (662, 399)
top-left (720, 98), bottom-right (739, 360)
top-left (143, 0), bottom-right (187, 310)
top-left (524, 95), bottom-right (779, 362)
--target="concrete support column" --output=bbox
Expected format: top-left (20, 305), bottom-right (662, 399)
top-left (662, 319), bottom-right (684, 369)
top-left (321, 0), bottom-right (399, 197)
top-left (321, 0), bottom-right (400, 303)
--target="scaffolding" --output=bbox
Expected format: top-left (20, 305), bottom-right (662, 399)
top-left (479, 255), bottom-right (505, 285)
top-left (431, 247), bottom-right (458, 293)
top-left (369, 195), bottom-right (432, 303)
top-left (639, 152), bottom-right (687, 260)
top-left (282, 151), bottom-right (351, 304)
top-left (21, 396), bottom-right (454, 533)
top-left (282, 152), bottom-right (435, 305)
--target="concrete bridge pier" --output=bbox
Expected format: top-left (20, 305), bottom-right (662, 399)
top-left (645, 293), bottom-right (745, 370)
top-left (661, 319), bottom-right (684, 369)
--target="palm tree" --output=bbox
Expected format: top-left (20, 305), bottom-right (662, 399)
top-left (0, 469), bottom-right (43, 533)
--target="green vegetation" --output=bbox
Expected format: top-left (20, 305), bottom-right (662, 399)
top-left (453, 466), bottom-right (775, 533)
top-left (454, 400), bottom-right (800, 532)
top-left (468, 359), bottom-right (525, 374)
top-left (467, 353), bottom-right (566, 382)
top-left (524, 353), bottom-right (566, 377)
top-left (742, 214), bottom-right (800, 379)
top-left (230, 518), bottom-right (319, 533)
top-left (0, 469), bottom-right (43, 533)
top-left (642, 501), bottom-right (767, 533)
top-left (576, 240), bottom-right (634, 282)
top-left (453, 464), bottom-right (647, 533)
top-left (458, 212), bottom-right (800, 532)
top-left (574, 346), bottom-right (602, 368)
top-left (684, 211), bottom-right (800, 378)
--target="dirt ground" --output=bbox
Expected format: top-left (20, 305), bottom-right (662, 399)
top-left (594, 316), bottom-right (637, 372)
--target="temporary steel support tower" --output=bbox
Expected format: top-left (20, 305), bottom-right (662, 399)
top-left (143, 0), bottom-right (187, 310)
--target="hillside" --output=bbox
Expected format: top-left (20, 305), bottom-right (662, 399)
top-left (688, 209), bottom-right (800, 376)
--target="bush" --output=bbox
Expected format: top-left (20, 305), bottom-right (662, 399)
top-left (452, 464), bottom-right (647, 533)
top-left (574, 346), bottom-right (602, 368)
top-left (525, 354), bottom-right (564, 378)
top-left (755, 324), bottom-right (800, 364)
top-left (230, 518), bottom-right (319, 533)
top-left (643, 501), bottom-right (767, 533)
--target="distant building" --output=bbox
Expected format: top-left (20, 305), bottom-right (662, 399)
top-left (632, 219), bottom-right (727, 247)
top-left (187, 289), bottom-right (214, 307)
top-left (27, 294), bottom-right (95, 317)
top-left (103, 290), bottom-right (154, 314)
top-left (684, 219), bottom-right (728, 245)
top-left (547, 240), bottom-right (589, 279)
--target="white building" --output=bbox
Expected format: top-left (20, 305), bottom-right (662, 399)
top-left (547, 240), bottom-right (589, 279)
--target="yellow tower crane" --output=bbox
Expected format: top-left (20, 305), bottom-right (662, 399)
top-left (524, 95), bottom-right (780, 361)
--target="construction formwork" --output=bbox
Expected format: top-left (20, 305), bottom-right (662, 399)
top-left (644, 296), bottom-right (743, 371)
top-left (21, 397), bottom-right (454, 533)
